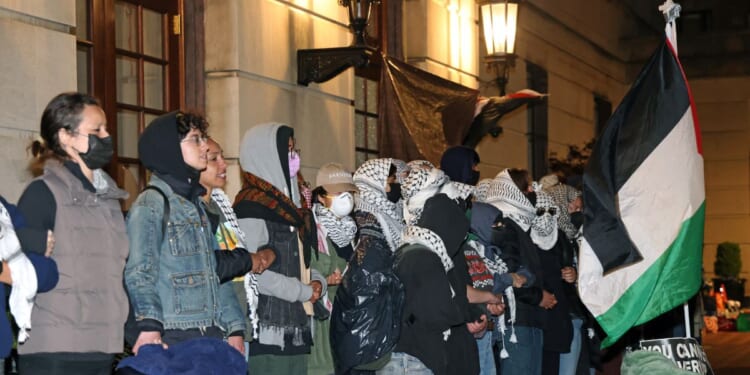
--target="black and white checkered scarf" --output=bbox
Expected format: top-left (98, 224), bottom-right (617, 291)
top-left (544, 183), bottom-right (581, 241)
top-left (353, 158), bottom-right (405, 251)
top-left (401, 167), bottom-right (449, 226)
top-left (211, 188), bottom-right (260, 339)
top-left (392, 159), bottom-right (410, 184)
top-left (484, 170), bottom-right (535, 231)
top-left (401, 225), bottom-right (454, 272)
top-left (530, 190), bottom-right (559, 250)
top-left (313, 203), bottom-right (357, 248)
top-left (474, 178), bottom-right (493, 202)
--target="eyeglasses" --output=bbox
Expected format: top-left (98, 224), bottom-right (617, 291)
top-left (536, 207), bottom-right (558, 216)
top-left (181, 134), bottom-right (208, 146)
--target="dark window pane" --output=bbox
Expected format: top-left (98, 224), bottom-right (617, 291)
top-left (355, 76), bottom-right (365, 111)
top-left (116, 55), bottom-right (139, 105)
top-left (115, 1), bottom-right (138, 52)
top-left (117, 110), bottom-right (139, 158)
top-left (355, 115), bottom-right (366, 148)
top-left (144, 62), bottom-right (164, 110)
top-left (76, 47), bottom-right (91, 94)
top-left (366, 80), bottom-right (378, 113)
top-left (366, 118), bottom-right (378, 150)
top-left (356, 151), bottom-right (367, 168)
top-left (143, 9), bottom-right (164, 58)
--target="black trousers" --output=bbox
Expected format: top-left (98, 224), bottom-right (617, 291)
top-left (18, 352), bottom-right (114, 375)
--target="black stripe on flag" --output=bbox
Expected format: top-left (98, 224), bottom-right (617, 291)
top-left (583, 36), bottom-right (690, 273)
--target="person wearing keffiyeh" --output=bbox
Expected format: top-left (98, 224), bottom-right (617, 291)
top-left (234, 123), bottom-right (328, 374)
top-left (526, 190), bottom-right (577, 375)
top-left (386, 193), bottom-right (478, 375)
top-left (307, 163), bottom-right (358, 375)
top-left (484, 168), bottom-right (550, 375)
top-left (330, 158), bottom-right (405, 374)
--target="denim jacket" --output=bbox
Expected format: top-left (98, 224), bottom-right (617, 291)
top-left (125, 175), bottom-right (245, 335)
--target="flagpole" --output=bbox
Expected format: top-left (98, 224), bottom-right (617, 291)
top-left (659, 0), bottom-right (691, 339)
top-left (683, 302), bottom-right (691, 338)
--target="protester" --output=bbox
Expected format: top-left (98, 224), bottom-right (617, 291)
top-left (330, 158), bottom-right (405, 374)
top-left (234, 123), bottom-right (327, 374)
top-left (440, 145), bottom-right (481, 186)
top-left (485, 169), bottom-right (550, 375)
top-left (541, 174), bottom-right (582, 242)
top-left (15, 92), bottom-right (129, 374)
top-left (384, 194), bottom-right (474, 375)
top-left (527, 190), bottom-right (574, 375)
top-left (124, 112), bottom-right (247, 358)
top-left (307, 163), bottom-right (359, 375)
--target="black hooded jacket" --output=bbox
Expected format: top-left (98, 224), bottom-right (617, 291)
top-left (139, 112), bottom-right (206, 200)
top-left (393, 194), bottom-right (479, 375)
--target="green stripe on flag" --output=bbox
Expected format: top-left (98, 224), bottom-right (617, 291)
top-left (596, 202), bottom-right (705, 347)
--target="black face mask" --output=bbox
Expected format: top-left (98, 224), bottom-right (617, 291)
top-left (386, 183), bottom-right (402, 203)
top-left (570, 211), bottom-right (584, 230)
top-left (468, 170), bottom-right (480, 186)
top-left (491, 222), bottom-right (516, 246)
top-left (78, 135), bottom-right (113, 170)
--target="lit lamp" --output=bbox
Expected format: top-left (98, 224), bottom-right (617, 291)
top-left (297, 0), bottom-right (381, 86)
top-left (478, 0), bottom-right (518, 96)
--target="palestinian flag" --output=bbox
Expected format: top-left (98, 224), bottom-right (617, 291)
top-left (577, 25), bottom-right (704, 347)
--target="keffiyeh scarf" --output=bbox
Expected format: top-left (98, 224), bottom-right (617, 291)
top-left (401, 225), bottom-right (454, 272)
top-left (544, 183), bottom-right (581, 241)
top-left (485, 170), bottom-right (535, 231)
top-left (406, 159), bottom-right (435, 171)
top-left (391, 159), bottom-right (410, 184)
top-left (353, 159), bottom-right (405, 251)
top-left (530, 190), bottom-right (559, 250)
top-left (211, 188), bottom-right (260, 339)
top-left (313, 203), bottom-right (357, 249)
top-left (474, 178), bottom-right (493, 202)
top-left (401, 167), bottom-right (449, 226)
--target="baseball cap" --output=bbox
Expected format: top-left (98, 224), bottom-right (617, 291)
top-left (315, 163), bottom-right (358, 194)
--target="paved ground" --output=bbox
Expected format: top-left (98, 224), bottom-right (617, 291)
top-left (703, 331), bottom-right (750, 375)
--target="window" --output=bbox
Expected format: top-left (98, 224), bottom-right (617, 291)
top-left (75, 0), bottom-right (93, 94)
top-left (354, 76), bottom-right (379, 168)
top-left (594, 95), bottom-right (612, 136)
top-left (113, 0), bottom-right (180, 193)
top-left (75, 0), bottom-right (183, 201)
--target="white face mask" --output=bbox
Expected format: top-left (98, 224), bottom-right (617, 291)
top-left (330, 192), bottom-right (354, 218)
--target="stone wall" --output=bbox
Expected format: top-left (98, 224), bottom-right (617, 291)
top-left (204, 0), bottom-right (355, 197)
top-left (0, 1), bottom-right (77, 202)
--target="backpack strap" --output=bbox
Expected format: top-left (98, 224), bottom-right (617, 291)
top-left (143, 185), bottom-right (170, 237)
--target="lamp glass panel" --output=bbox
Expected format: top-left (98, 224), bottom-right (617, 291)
top-left (481, 2), bottom-right (518, 56)
top-left (352, 0), bottom-right (372, 20)
top-left (506, 3), bottom-right (518, 54)
top-left (481, 4), bottom-right (494, 55)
